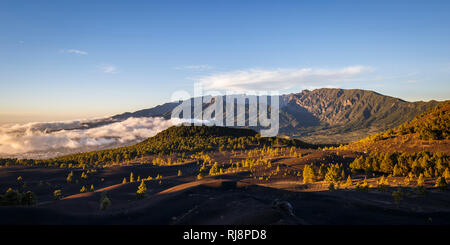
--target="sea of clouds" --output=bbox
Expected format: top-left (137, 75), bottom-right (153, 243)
top-left (0, 117), bottom-right (174, 159)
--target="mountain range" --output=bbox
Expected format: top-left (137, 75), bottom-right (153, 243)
top-left (109, 88), bottom-right (441, 144)
top-left (10, 88), bottom-right (443, 151)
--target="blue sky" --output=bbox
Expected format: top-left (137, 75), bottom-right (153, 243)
top-left (1, 0), bottom-right (449, 123)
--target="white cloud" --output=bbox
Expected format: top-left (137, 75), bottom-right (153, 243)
top-left (0, 117), bottom-right (174, 158)
top-left (175, 65), bottom-right (213, 71)
top-left (99, 64), bottom-right (118, 74)
top-left (63, 49), bottom-right (88, 55)
top-left (197, 65), bottom-right (375, 91)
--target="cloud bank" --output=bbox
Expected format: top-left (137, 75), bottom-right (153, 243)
top-left (198, 66), bottom-right (374, 91)
top-left (0, 117), bottom-right (173, 159)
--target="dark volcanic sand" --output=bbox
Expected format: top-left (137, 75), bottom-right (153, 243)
top-left (1, 151), bottom-right (449, 225)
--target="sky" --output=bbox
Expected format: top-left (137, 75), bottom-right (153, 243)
top-left (1, 0), bottom-right (450, 124)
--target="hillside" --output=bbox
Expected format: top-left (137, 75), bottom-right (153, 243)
top-left (1, 125), bottom-right (313, 168)
top-left (53, 125), bottom-right (313, 167)
top-left (341, 101), bottom-right (450, 154)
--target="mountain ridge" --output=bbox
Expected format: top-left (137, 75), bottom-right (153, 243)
top-left (340, 100), bottom-right (450, 153)
top-left (21, 88), bottom-right (440, 146)
top-left (278, 88), bottom-right (441, 143)
top-left (111, 88), bottom-right (441, 144)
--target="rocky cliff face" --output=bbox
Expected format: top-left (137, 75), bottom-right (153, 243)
top-left (278, 88), bottom-right (440, 143)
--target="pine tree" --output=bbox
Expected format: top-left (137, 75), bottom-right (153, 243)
top-left (122, 177), bottom-right (127, 184)
top-left (444, 168), bottom-right (450, 179)
top-left (417, 173), bottom-right (425, 187)
top-left (345, 175), bottom-right (352, 187)
top-left (130, 172), bottom-right (134, 183)
top-left (136, 180), bottom-right (147, 198)
top-left (302, 164), bottom-right (316, 184)
top-left (53, 190), bottom-right (62, 200)
top-left (209, 162), bottom-right (219, 175)
top-left (378, 176), bottom-right (385, 186)
top-left (325, 164), bottom-right (342, 183)
top-left (80, 186), bottom-right (87, 193)
top-left (435, 176), bottom-right (448, 191)
top-left (318, 164), bottom-right (326, 180)
top-left (380, 154), bottom-right (394, 173)
top-left (393, 164), bottom-right (402, 177)
top-left (66, 171), bottom-right (74, 183)
top-left (408, 172), bottom-right (414, 181)
top-left (81, 172), bottom-right (87, 180)
top-left (362, 177), bottom-right (368, 188)
top-left (178, 170), bottom-right (182, 176)
top-left (90, 184), bottom-right (94, 192)
top-left (356, 177), bottom-right (369, 192)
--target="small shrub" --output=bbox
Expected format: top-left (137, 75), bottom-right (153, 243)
top-left (99, 192), bottom-right (111, 210)
top-left (0, 188), bottom-right (37, 206)
top-left (81, 172), bottom-right (88, 180)
top-left (415, 186), bottom-right (427, 195)
top-left (54, 190), bottom-right (62, 200)
top-left (328, 182), bottom-right (336, 191)
top-left (355, 178), bottom-right (369, 192)
top-left (377, 176), bottom-right (389, 191)
top-left (197, 173), bottom-right (204, 180)
top-left (392, 189), bottom-right (404, 205)
top-left (0, 188), bottom-right (21, 205)
top-left (21, 191), bottom-right (37, 205)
